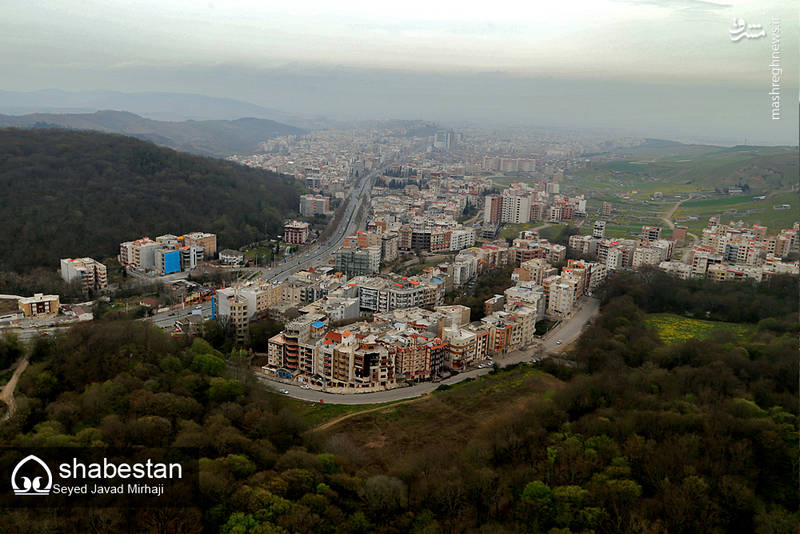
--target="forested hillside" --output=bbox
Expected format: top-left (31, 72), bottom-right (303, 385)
top-left (0, 272), bottom-right (796, 533)
top-left (0, 128), bottom-right (302, 274)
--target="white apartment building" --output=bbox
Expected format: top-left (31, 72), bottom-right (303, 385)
top-left (501, 193), bottom-right (531, 224)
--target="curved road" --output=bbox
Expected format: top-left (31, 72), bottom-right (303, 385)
top-left (0, 357), bottom-right (29, 421)
top-left (256, 297), bottom-right (600, 405)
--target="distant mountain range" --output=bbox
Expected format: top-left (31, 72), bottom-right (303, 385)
top-left (0, 89), bottom-right (305, 122)
top-left (0, 110), bottom-right (305, 157)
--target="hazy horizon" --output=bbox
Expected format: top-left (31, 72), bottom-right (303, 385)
top-left (1, 0), bottom-right (797, 145)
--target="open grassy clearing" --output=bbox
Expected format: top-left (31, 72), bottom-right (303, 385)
top-left (565, 146), bottom-right (797, 202)
top-left (644, 313), bottom-right (756, 344)
top-left (265, 394), bottom-right (409, 428)
top-left (674, 192), bottom-right (798, 234)
top-left (319, 365), bottom-right (564, 461)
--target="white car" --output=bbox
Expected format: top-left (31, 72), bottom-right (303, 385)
top-left (279, 389), bottom-right (289, 394)
top-left (556, 340), bottom-right (562, 345)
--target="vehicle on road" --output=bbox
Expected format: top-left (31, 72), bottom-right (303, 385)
top-left (556, 339), bottom-right (562, 345)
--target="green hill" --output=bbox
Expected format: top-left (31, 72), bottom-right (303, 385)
top-left (0, 110), bottom-right (305, 156)
top-left (0, 128), bottom-right (302, 274)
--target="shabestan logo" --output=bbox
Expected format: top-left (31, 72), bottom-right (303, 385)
top-left (11, 455), bottom-right (52, 496)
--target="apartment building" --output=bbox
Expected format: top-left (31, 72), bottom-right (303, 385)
top-left (284, 220), bottom-right (310, 244)
top-left (183, 232), bottom-right (217, 257)
top-left (216, 288), bottom-right (250, 344)
top-left (641, 225), bottom-right (662, 242)
top-left (299, 194), bottom-right (331, 216)
top-left (593, 220), bottom-right (606, 239)
top-left (501, 193), bottom-right (531, 224)
top-left (60, 258), bottom-right (108, 292)
top-left (335, 246), bottom-right (381, 277)
top-left (483, 194), bottom-right (503, 225)
top-left (658, 260), bottom-right (693, 279)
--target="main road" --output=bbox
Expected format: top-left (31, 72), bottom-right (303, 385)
top-left (255, 297), bottom-right (600, 404)
top-left (257, 155), bottom-right (404, 283)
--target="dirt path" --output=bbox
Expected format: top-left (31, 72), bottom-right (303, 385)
top-left (661, 196), bottom-right (700, 245)
top-left (0, 357), bottom-right (28, 422)
top-left (315, 395), bottom-right (428, 432)
top-left (660, 196), bottom-right (694, 230)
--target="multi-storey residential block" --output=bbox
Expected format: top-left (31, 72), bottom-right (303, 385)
top-left (380, 233), bottom-right (399, 262)
top-left (284, 220), bottom-right (310, 244)
top-left (155, 248), bottom-right (182, 275)
top-left (216, 288), bottom-right (250, 344)
top-left (299, 194), bottom-right (331, 216)
top-left (219, 249), bottom-right (245, 265)
top-left (335, 246), bottom-right (381, 277)
top-left (483, 194), bottom-right (502, 225)
top-left (658, 260), bottom-right (693, 279)
top-left (593, 220), bottom-right (606, 239)
top-left (60, 258), bottom-right (107, 292)
top-left (672, 226), bottom-right (687, 244)
top-left (183, 232), bottom-right (217, 256)
top-left (641, 225), bottom-right (662, 242)
top-left (632, 247), bottom-right (662, 268)
top-left (501, 192), bottom-right (531, 224)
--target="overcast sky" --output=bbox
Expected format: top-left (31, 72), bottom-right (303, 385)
top-left (1, 0), bottom-right (797, 144)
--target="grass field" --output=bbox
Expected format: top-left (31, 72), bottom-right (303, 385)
top-left (272, 394), bottom-right (405, 427)
top-left (644, 313), bottom-right (756, 344)
top-left (317, 365), bottom-right (564, 460)
top-left (563, 147), bottom-right (797, 230)
top-left (569, 146), bottom-right (797, 197)
top-left (674, 192), bottom-right (798, 234)
top-left (499, 222), bottom-right (549, 240)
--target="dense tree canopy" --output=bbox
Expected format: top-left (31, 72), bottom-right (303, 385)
top-left (0, 128), bottom-right (303, 273)
top-left (0, 273), bottom-right (796, 533)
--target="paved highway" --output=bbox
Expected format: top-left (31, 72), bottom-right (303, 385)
top-left (257, 297), bottom-right (601, 404)
top-left (147, 156), bottom-right (396, 329)
top-left (257, 159), bottom-right (393, 283)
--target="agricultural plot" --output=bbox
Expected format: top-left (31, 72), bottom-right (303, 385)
top-left (674, 192), bottom-right (798, 234)
top-left (644, 313), bottom-right (756, 344)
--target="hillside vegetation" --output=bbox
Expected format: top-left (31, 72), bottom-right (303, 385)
top-left (0, 271), bottom-right (795, 533)
top-left (0, 110), bottom-right (305, 156)
top-left (569, 145), bottom-right (798, 196)
top-left (0, 128), bottom-right (302, 275)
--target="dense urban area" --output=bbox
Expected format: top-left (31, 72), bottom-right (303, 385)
top-left (0, 121), bottom-right (797, 533)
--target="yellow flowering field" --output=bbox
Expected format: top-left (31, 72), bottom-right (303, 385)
top-left (644, 313), bottom-right (756, 344)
